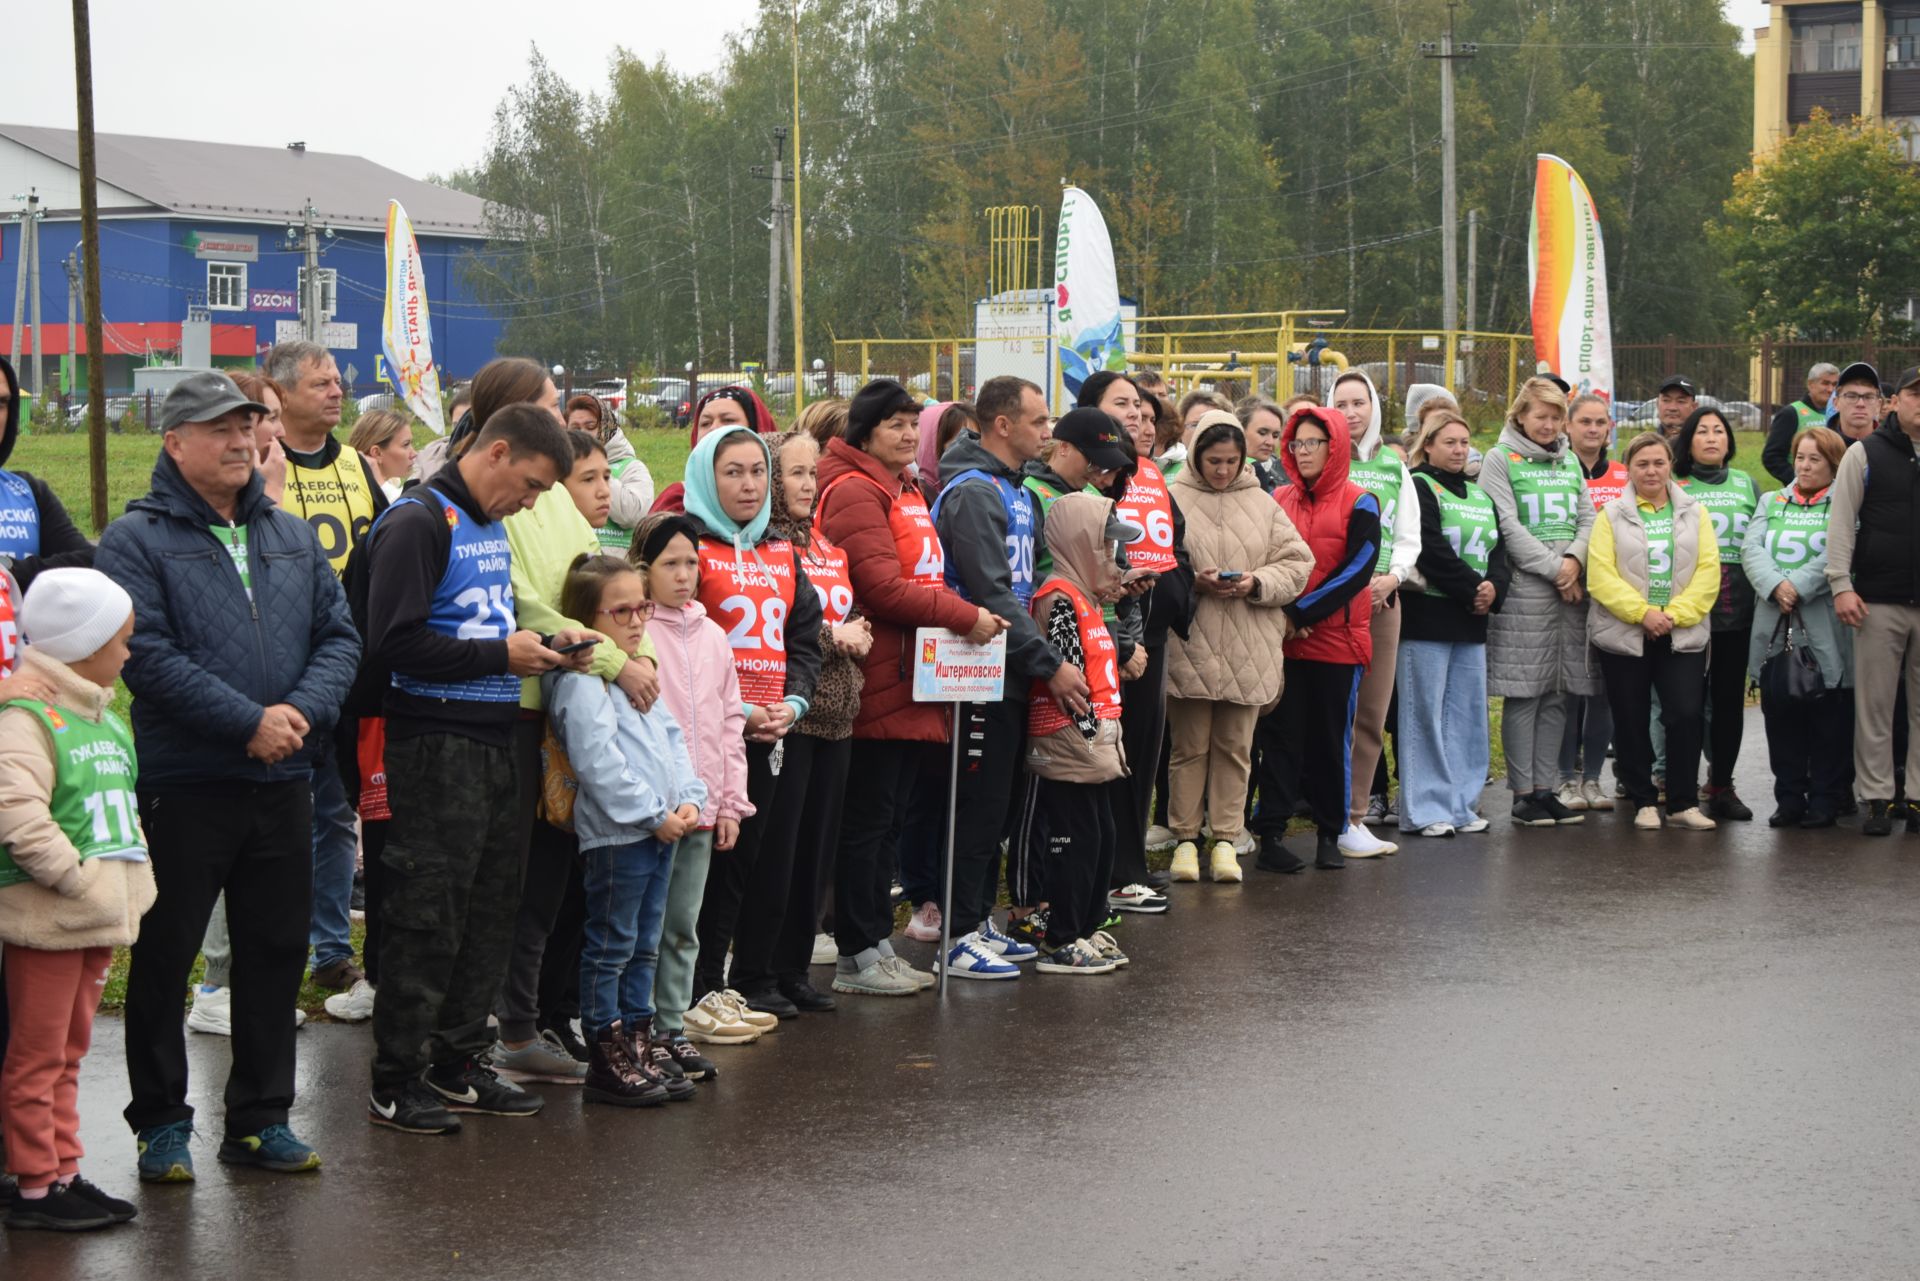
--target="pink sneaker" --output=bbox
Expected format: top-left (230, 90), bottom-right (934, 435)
top-left (904, 901), bottom-right (943, 942)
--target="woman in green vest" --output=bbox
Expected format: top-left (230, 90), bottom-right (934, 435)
top-left (1742, 425), bottom-right (1852, 827)
top-left (1478, 377), bottom-right (1598, 826)
top-left (1673, 407), bottom-right (1761, 822)
top-left (1396, 411), bottom-right (1509, 837)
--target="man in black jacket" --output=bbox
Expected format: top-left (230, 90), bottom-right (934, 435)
top-left (1761, 362), bottom-right (1840, 484)
top-left (97, 371), bottom-right (359, 1182)
top-left (363, 403), bottom-right (593, 1134)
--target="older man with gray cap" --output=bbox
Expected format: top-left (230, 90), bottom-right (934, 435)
top-left (95, 370), bottom-right (359, 1182)
top-left (1762, 362), bottom-right (1840, 483)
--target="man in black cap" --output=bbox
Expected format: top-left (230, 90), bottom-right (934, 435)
top-left (1655, 375), bottom-right (1698, 440)
top-left (1827, 365), bottom-right (1920, 835)
top-left (1762, 362), bottom-right (1840, 483)
top-left (97, 370), bottom-right (360, 1179)
top-left (1827, 362), bottom-right (1884, 444)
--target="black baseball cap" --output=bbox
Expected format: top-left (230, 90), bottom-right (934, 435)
top-left (1835, 361), bottom-right (1883, 392)
top-left (1540, 372), bottom-right (1572, 394)
top-left (1657, 375), bottom-right (1698, 397)
top-left (1051, 407), bottom-right (1133, 473)
top-left (1893, 366), bottom-right (1920, 394)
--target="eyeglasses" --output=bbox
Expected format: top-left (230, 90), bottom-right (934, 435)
top-left (1837, 391), bottom-right (1881, 405)
top-left (1288, 438), bottom-right (1329, 454)
top-left (598, 602), bottom-right (656, 624)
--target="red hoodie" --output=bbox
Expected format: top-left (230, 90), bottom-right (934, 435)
top-left (649, 386), bottom-right (780, 515)
top-left (1276, 406), bottom-right (1380, 669)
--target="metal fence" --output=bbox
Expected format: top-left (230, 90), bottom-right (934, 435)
top-left (1615, 337), bottom-right (1920, 430)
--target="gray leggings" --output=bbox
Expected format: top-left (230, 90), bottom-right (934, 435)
top-left (1502, 694), bottom-right (1568, 793)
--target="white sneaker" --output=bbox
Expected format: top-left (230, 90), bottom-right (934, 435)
top-left (1208, 840), bottom-right (1244, 883)
top-left (1231, 830), bottom-right (1257, 856)
top-left (1554, 780), bottom-right (1589, 812)
top-left (934, 933), bottom-right (1022, 980)
top-left (811, 932), bottom-right (837, 966)
top-left (1338, 821), bottom-right (1398, 858)
top-left (686, 991), bottom-right (761, 1044)
top-left (1168, 841), bottom-right (1201, 882)
top-left (1580, 779), bottom-right (1615, 811)
top-left (187, 984), bottom-right (231, 1036)
top-left (1668, 807), bottom-right (1717, 831)
top-left (1419, 822), bottom-right (1456, 837)
top-left (1144, 823), bottom-right (1177, 852)
top-left (323, 978), bottom-right (376, 1022)
top-left (294, 1007), bottom-right (307, 1029)
top-left (1458, 816), bottom-right (1490, 834)
top-left (1634, 806), bottom-right (1663, 830)
top-left (720, 987), bottom-right (782, 1032)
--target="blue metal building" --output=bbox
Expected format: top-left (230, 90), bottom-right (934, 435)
top-left (0, 124), bottom-right (505, 396)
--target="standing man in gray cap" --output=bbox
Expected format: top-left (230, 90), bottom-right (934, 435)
top-left (1762, 362), bottom-right (1840, 483)
top-left (96, 371), bottom-right (360, 1182)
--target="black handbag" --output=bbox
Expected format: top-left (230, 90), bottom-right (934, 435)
top-left (1759, 610), bottom-right (1825, 705)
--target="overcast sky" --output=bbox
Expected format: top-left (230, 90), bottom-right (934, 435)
top-left (3, 1), bottom-right (1772, 183)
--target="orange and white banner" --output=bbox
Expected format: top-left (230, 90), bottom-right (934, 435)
top-left (1528, 155), bottom-right (1613, 402)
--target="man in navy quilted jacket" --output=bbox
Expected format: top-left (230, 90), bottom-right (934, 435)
top-left (96, 370), bottom-right (359, 1183)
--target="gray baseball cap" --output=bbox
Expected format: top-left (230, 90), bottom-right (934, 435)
top-left (159, 370), bottom-right (268, 431)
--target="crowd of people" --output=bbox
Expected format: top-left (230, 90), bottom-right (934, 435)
top-left (0, 344), bottom-right (1913, 1231)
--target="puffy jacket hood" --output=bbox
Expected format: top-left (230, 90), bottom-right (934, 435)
top-left (1497, 421), bottom-right (1569, 463)
top-left (1043, 491), bottom-right (1122, 600)
top-left (130, 445), bottom-right (273, 527)
top-left (1404, 382), bottom-right (1450, 436)
top-left (684, 424), bottom-right (773, 547)
top-left (938, 430), bottom-right (1021, 489)
top-left (1336, 369), bottom-right (1384, 459)
top-left (1280, 406), bottom-right (1354, 494)
top-left (0, 355), bottom-right (18, 468)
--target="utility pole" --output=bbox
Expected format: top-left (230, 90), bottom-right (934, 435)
top-left (1422, 4), bottom-right (1476, 335)
top-left (789, 0), bottom-right (806, 412)
top-left (72, 0), bottom-right (110, 530)
top-left (64, 251), bottom-right (77, 398)
top-left (287, 199), bottom-right (326, 344)
top-left (27, 191), bottom-right (43, 399)
top-left (1465, 208), bottom-right (1479, 333)
top-left (7, 197), bottom-right (27, 378)
top-left (752, 127), bottom-right (790, 378)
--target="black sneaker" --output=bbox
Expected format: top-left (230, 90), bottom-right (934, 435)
top-left (739, 986), bottom-right (799, 1021)
top-left (5, 1182), bottom-right (117, 1232)
top-left (660, 1031), bottom-right (716, 1082)
top-left (63, 1177), bottom-right (136, 1223)
top-left (1534, 790), bottom-right (1585, 825)
top-left (1314, 833), bottom-right (1345, 870)
top-left (1706, 788), bottom-right (1753, 821)
top-left (778, 979), bottom-right (837, 1013)
top-left (425, 1058), bottom-right (544, 1116)
top-left (642, 1033), bottom-right (687, 1082)
top-left (1511, 795), bottom-right (1557, 827)
top-left (1256, 833), bottom-right (1305, 874)
top-left (540, 1021), bottom-right (590, 1064)
top-left (1799, 808), bottom-right (1837, 830)
top-left (369, 1080), bottom-right (462, 1135)
top-left (1009, 909), bottom-right (1049, 947)
top-left (1864, 799), bottom-right (1894, 837)
top-left (1768, 806), bottom-right (1807, 829)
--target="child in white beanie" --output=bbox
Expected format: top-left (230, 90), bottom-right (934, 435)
top-left (0, 567), bottom-right (154, 1232)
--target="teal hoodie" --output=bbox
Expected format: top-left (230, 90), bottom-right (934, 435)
top-left (681, 424), bottom-right (821, 717)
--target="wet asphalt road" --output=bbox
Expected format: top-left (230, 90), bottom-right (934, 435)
top-left (8, 707), bottom-right (1920, 1280)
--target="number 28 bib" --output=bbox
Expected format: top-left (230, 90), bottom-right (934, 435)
top-left (698, 536), bottom-right (798, 706)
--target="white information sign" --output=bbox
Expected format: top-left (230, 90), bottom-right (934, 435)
top-left (912, 629), bottom-right (1006, 703)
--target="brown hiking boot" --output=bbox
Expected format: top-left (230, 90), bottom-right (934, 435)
top-left (627, 1016), bottom-right (696, 1102)
top-left (583, 1022), bottom-right (667, 1108)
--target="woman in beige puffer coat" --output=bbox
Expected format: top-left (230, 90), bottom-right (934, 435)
top-left (1164, 412), bottom-right (1314, 884)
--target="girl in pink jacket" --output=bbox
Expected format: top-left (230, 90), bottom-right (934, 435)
top-left (631, 515), bottom-right (760, 1071)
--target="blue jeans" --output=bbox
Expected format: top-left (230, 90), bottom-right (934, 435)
top-left (1396, 639), bottom-right (1491, 830)
top-left (579, 836), bottom-right (675, 1037)
top-left (308, 752), bottom-right (360, 971)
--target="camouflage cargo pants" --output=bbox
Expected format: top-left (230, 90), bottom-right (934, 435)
top-left (370, 732), bottom-right (523, 1090)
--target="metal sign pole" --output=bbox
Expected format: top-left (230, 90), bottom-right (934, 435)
top-left (938, 700), bottom-right (961, 998)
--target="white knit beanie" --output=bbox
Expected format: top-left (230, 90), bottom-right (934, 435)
top-left (20, 568), bottom-right (134, 663)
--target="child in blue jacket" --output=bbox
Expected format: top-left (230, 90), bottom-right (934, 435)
top-left (545, 554), bottom-right (707, 1109)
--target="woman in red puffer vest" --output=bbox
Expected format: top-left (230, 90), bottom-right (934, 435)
top-left (1249, 406), bottom-right (1382, 873)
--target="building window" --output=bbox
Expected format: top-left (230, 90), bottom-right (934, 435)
top-left (296, 267), bottom-right (338, 320)
top-left (1891, 16), bottom-right (1920, 68)
top-left (1889, 115), bottom-right (1920, 161)
top-left (1792, 20), bottom-right (1863, 74)
top-left (206, 261), bottom-right (246, 311)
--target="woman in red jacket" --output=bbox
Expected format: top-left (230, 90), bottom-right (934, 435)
top-left (1250, 406), bottom-right (1382, 874)
top-left (815, 379), bottom-right (1003, 996)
